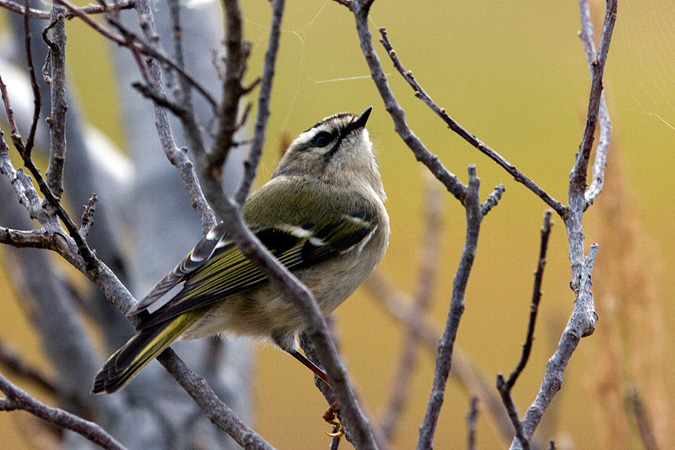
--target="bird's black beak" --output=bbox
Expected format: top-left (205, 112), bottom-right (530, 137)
top-left (348, 106), bottom-right (372, 132)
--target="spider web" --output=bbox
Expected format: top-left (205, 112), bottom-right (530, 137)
top-left (620, 0), bottom-right (675, 132)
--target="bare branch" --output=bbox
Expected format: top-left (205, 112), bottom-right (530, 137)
top-left (44, 5), bottom-right (68, 200)
top-left (503, 211), bottom-right (554, 390)
top-left (497, 211), bottom-right (553, 450)
top-left (234, 0), bottom-right (285, 205)
top-left (466, 396), bottom-right (479, 450)
top-left (0, 0), bottom-right (135, 19)
top-left (512, 2), bottom-right (616, 444)
top-left (80, 193), bottom-right (98, 238)
top-left (54, 0), bottom-right (217, 110)
top-left (347, 0), bottom-right (468, 202)
top-left (130, 0), bottom-right (216, 231)
top-left (156, 349), bottom-right (276, 450)
top-left (418, 165), bottom-right (483, 450)
top-left (515, 244), bottom-right (599, 449)
top-left (21, 0), bottom-right (41, 157)
top-left (0, 373), bottom-right (127, 450)
top-left (378, 28), bottom-right (566, 217)
top-left (570, 0), bottom-right (617, 192)
top-left (627, 387), bottom-right (659, 450)
top-left (0, 226), bottom-right (61, 250)
top-left (208, 0), bottom-right (248, 175)
top-left (578, 0), bottom-right (612, 208)
top-left (0, 76), bottom-right (99, 270)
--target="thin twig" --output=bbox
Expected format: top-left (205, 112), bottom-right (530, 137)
top-left (0, 373), bottom-right (127, 450)
top-left (504, 211), bottom-right (554, 389)
top-left (80, 193), bottom-right (98, 238)
top-left (209, 0), bottom-right (248, 175)
top-left (467, 396), bottom-right (479, 450)
top-left (417, 166), bottom-right (484, 450)
top-left (21, 0), bottom-right (41, 157)
top-left (346, 0), bottom-right (468, 202)
top-left (378, 28), bottom-right (566, 217)
top-left (156, 349), bottom-right (276, 450)
top-left (0, 0), bottom-right (135, 19)
top-left (627, 387), bottom-right (659, 450)
top-left (496, 211), bottom-right (553, 450)
top-left (570, 0), bottom-right (617, 193)
top-left (496, 376), bottom-right (529, 450)
top-left (364, 272), bottom-right (545, 449)
top-left (132, 81), bottom-right (187, 116)
top-left (578, 0), bottom-right (612, 208)
top-left (1, 66), bottom-right (99, 271)
top-left (54, 0), bottom-right (217, 110)
top-left (234, 0), bottom-right (285, 204)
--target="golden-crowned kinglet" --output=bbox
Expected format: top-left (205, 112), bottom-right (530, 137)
top-left (92, 107), bottom-right (389, 393)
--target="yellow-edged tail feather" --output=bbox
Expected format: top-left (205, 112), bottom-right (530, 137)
top-left (91, 311), bottom-right (205, 394)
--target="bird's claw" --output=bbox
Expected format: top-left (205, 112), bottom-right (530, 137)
top-left (326, 426), bottom-right (344, 438)
top-left (323, 402), bottom-right (344, 438)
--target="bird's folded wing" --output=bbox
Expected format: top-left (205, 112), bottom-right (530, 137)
top-left (131, 211), bottom-right (378, 331)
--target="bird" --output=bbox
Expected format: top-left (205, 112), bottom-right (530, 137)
top-left (92, 107), bottom-right (389, 394)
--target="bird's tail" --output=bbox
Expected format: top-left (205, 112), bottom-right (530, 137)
top-left (91, 311), bottom-right (204, 394)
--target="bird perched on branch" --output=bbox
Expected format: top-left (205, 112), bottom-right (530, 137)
top-left (92, 107), bottom-right (389, 394)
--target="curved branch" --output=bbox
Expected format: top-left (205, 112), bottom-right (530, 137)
top-left (0, 373), bottom-right (127, 450)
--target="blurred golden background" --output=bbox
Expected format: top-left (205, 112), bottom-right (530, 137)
top-left (1, 0), bottom-right (674, 448)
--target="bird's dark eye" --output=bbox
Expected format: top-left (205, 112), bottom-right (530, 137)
top-left (311, 131), bottom-right (333, 148)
